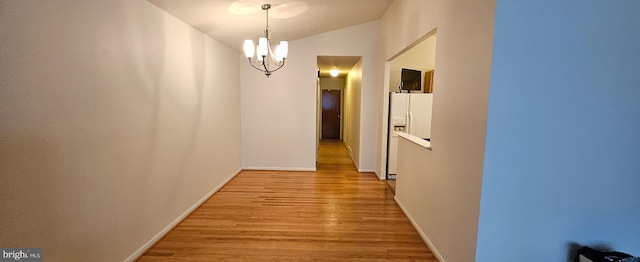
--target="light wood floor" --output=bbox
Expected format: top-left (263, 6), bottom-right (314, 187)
top-left (137, 139), bottom-right (436, 261)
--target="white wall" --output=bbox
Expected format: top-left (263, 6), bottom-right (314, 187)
top-left (344, 60), bottom-right (363, 169)
top-left (375, 0), bottom-right (442, 177)
top-left (241, 21), bottom-right (379, 172)
top-left (382, 0), bottom-right (496, 261)
top-left (320, 77), bottom-right (345, 91)
top-left (0, 0), bottom-right (242, 261)
top-left (389, 35), bottom-right (437, 93)
top-left (477, 1), bottom-right (640, 261)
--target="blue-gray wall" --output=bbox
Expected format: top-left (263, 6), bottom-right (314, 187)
top-left (477, 1), bottom-right (640, 261)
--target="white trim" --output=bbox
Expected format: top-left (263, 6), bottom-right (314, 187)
top-left (373, 170), bottom-right (386, 180)
top-left (124, 168), bottom-right (242, 262)
top-left (242, 167), bottom-right (317, 172)
top-left (349, 152), bottom-right (360, 171)
top-left (346, 149), bottom-right (376, 174)
top-left (394, 195), bottom-right (445, 262)
top-left (396, 132), bottom-right (432, 150)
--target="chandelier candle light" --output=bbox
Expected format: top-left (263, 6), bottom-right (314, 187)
top-left (243, 4), bottom-right (288, 77)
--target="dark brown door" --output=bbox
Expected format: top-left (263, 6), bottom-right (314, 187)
top-left (322, 90), bottom-right (341, 139)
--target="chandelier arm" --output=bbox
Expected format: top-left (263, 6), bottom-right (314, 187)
top-left (261, 53), bottom-right (270, 71)
top-left (248, 62), bottom-right (265, 73)
top-left (260, 58), bottom-right (270, 73)
top-left (247, 58), bottom-right (268, 73)
top-left (267, 44), bottom-right (277, 61)
top-left (267, 43), bottom-right (287, 63)
top-left (247, 59), bottom-right (285, 75)
top-left (268, 59), bottom-right (286, 73)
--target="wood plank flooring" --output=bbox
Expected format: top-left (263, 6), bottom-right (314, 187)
top-left (137, 139), bottom-right (436, 261)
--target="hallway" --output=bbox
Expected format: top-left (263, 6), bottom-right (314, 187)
top-left (137, 140), bottom-right (436, 261)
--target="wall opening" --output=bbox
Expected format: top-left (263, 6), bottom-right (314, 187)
top-left (383, 30), bottom-right (438, 180)
top-left (316, 56), bottom-right (361, 165)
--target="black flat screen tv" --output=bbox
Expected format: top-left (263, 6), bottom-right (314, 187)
top-left (401, 68), bottom-right (422, 92)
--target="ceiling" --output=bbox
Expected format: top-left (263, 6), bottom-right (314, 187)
top-left (317, 56), bottom-right (361, 78)
top-left (148, 0), bottom-right (393, 76)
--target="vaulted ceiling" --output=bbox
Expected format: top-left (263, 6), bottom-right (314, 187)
top-left (148, 0), bottom-right (393, 51)
top-left (148, 0), bottom-right (392, 77)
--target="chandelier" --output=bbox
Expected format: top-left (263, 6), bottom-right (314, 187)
top-left (243, 4), bottom-right (288, 77)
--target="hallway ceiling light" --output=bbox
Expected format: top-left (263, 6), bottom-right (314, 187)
top-left (243, 3), bottom-right (288, 78)
top-left (330, 68), bottom-right (339, 77)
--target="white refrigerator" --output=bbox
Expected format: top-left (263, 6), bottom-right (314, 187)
top-left (386, 92), bottom-right (433, 178)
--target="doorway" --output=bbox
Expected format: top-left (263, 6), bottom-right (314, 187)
top-left (316, 55), bottom-right (361, 166)
top-left (322, 90), bottom-right (341, 139)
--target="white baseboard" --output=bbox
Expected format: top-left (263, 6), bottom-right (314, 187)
top-left (124, 168), bottom-right (242, 262)
top-left (358, 168), bottom-right (376, 173)
top-left (394, 195), bottom-right (446, 262)
top-left (349, 154), bottom-right (360, 171)
top-left (374, 170), bottom-right (385, 180)
top-left (242, 167), bottom-right (316, 172)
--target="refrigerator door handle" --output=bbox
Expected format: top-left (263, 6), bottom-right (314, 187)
top-left (407, 112), bottom-right (412, 134)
